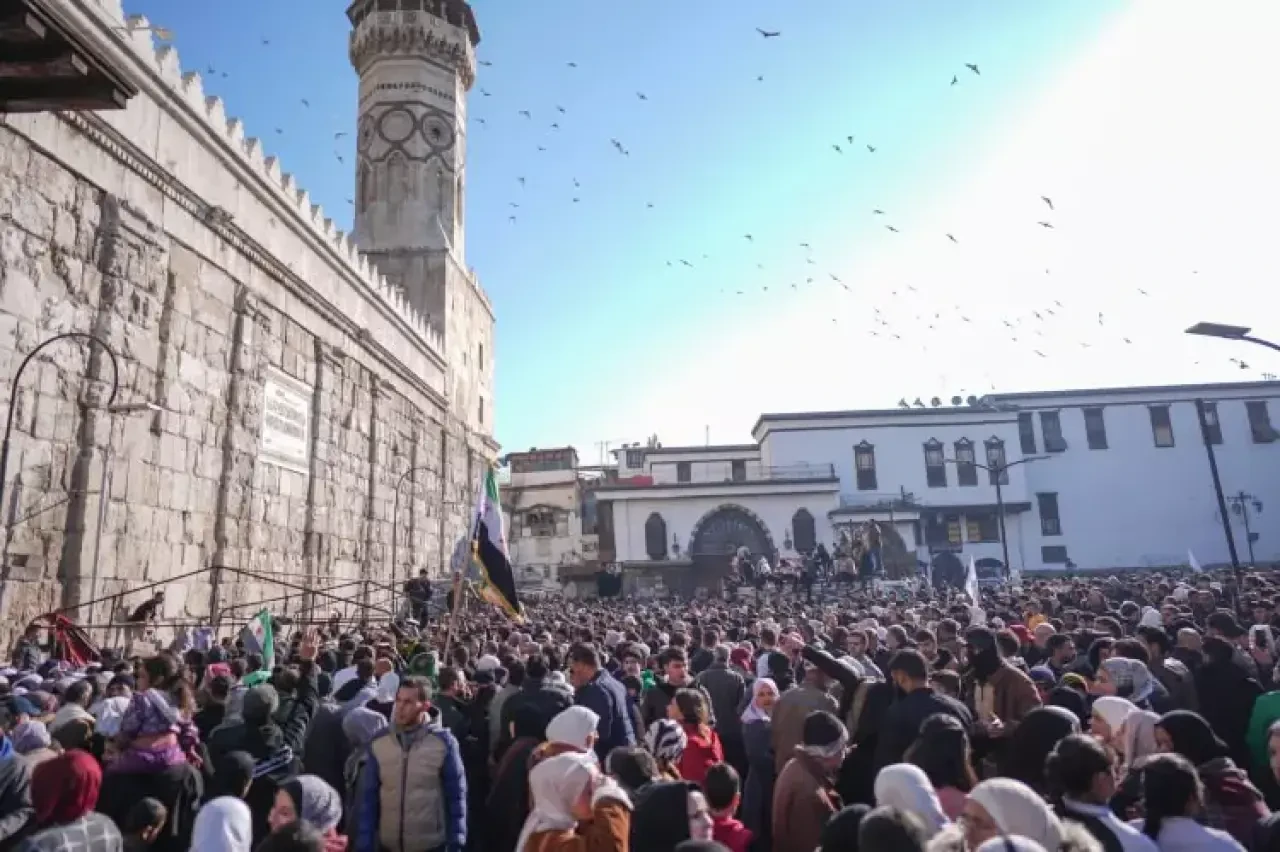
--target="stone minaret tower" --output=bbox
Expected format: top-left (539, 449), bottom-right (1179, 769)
top-left (348, 0), bottom-right (494, 438)
top-left (347, 0), bottom-right (478, 329)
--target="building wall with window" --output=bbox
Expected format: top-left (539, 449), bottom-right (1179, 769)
top-left (604, 486), bottom-right (839, 563)
top-left (746, 381), bottom-right (1280, 573)
top-left (502, 448), bottom-right (596, 585)
top-left (1003, 383), bottom-right (1280, 571)
top-left (754, 411), bottom-right (1029, 512)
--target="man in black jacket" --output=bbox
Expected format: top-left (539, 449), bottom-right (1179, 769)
top-left (874, 649), bottom-right (972, 770)
top-left (207, 640), bottom-right (320, 844)
top-left (497, 655), bottom-right (572, 756)
top-left (568, 644), bottom-right (634, 762)
top-left (0, 705), bottom-right (33, 849)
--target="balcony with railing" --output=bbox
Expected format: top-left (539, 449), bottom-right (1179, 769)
top-left (600, 462), bottom-right (837, 490)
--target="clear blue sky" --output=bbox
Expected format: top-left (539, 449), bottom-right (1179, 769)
top-left (132, 1), bottom-right (1272, 459)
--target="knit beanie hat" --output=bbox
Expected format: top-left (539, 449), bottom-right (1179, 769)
top-left (243, 684), bottom-right (279, 722)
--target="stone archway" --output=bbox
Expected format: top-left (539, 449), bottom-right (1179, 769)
top-left (689, 504), bottom-right (777, 565)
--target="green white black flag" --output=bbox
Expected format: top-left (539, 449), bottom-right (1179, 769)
top-left (241, 608), bottom-right (275, 669)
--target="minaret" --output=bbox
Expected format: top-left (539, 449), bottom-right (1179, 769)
top-left (347, 0), bottom-right (479, 329)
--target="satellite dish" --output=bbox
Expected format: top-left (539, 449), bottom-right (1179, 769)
top-left (930, 397), bottom-right (942, 407)
top-left (966, 395), bottom-right (979, 406)
top-left (950, 395), bottom-right (963, 406)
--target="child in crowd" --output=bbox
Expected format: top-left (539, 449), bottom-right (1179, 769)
top-left (122, 797), bottom-right (167, 851)
top-left (705, 762), bottom-right (752, 852)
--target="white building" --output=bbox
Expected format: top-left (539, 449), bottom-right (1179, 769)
top-left (594, 380), bottom-right (1280, 593)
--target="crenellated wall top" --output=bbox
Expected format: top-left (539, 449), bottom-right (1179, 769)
top-left (65, 0), bottom-right (446, 360)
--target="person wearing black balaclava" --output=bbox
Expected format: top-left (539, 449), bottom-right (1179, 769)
top-left (963, 627), bottom-right (1041, 771)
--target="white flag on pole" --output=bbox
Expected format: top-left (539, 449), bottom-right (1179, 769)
top-left (1188, 549), bottom-right (1204, 573)
top-left (965, 554), bottom-right (980, 603)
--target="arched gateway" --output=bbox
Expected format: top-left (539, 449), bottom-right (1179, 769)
top-left (688, 504), bottom-right (776, 582)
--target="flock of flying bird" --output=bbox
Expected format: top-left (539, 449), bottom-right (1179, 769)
top-left (469, 26), bottom-right (1263, 387)
top-left (157, 17), bottom-right (1263, 390)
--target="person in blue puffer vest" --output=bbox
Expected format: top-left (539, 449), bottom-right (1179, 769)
top-left (356, 675), bottom-right (466, 852)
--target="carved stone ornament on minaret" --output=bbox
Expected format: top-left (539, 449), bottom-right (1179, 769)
top-left (348, 0), bottom-right (479, 263)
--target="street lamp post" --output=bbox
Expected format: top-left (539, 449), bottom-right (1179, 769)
top-left (943, 454), bottom-right (1049, 577)
top-left (0, 333), bottom-right (120, 521)
top-left (1185, 322), bottom-right (1280, 354)
top-left (391, 465), bottom-right (439, 606)
top-left (1227, 491), bottom-right (1263, 566)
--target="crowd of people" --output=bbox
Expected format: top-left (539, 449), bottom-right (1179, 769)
top-left (3, 566), bottom-right (1280, 852)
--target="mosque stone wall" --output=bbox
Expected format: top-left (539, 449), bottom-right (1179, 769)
top-left (0, 0), bottom-right (495, 650)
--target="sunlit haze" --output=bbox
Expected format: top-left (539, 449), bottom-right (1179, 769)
top-left (128, 1), bottom-right (1280, 461)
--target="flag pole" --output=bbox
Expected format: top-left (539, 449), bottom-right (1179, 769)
top-left (442, 569), bottom-right (466, 660)
top-left (443, 478), bottom-right (486, 660)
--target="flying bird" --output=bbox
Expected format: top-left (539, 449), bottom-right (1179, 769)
top-left (679, 259), bottom-right (693, 268)
top-left (480, 89), bottom-right (491, 97)
top-left (519, 110), bottom-right (531, 119)
top-left (537, 146), bottom-right (546, 152)
top-left (946, 234), bottom-right (957, 243)
top-left (756, 75), bottom-right (764, 82)
top-left (567, 62), bottom-right (578, 68)
top-left (966, 63), bottom-right (980, 75)
top-left (951, 75), bottom-right (958, 86)
top-left (757, 28), bottom-right (781, 38)
top-left (508, 215), bottom-right (516, 224)
top-left (647, 202), bottom-right (654, 208)
top-left (517, 177), bottom-right (526, 186)
top-left (832, 144), bottom-right (843, 154)
top-left (1041, 196), bottom-right (1054, 210)
top-left (866, 144), bottom-right (877, 153)
top-left (744, 234), bottom-right (754, 242)
top-left (800, 242), bottom-right (811, 249)
top-left (1038, 221), bottom-right (1053, 229)
top-left (846, 135), bottom-right (855, 144)
top-left (886, 225), bottom-right (899, 233)
top-left (479, 60), bottom-right (492, 67)
top-left (872, 209), bottom-right (885, 215)
top-left (300, 99), bottom-right (309, 107)
top-left (637, 92), bottom-right (648, 100)
top-left (334, 132), bottom-right (347, 139)
top-left (550, 123), bottom-right (560, 130)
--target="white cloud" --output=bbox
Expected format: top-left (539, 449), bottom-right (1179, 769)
top-left (608, 0), bottom-right (1280, 448)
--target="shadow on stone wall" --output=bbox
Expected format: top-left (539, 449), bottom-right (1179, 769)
top-left (0, 124), bottom-right (487, 651)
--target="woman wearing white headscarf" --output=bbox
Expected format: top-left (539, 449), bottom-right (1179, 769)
top-left (191, 796), bottom-right (253, 852)
top-left (927, 777), bottom-right (1100, 852)
top-left (1096, 658), bottom-right (1155, 708)
top-left (546, 706), bottom-right (600, 754)
top-left (740, 677), bottom-right (779, 847)
top-left (1119, 710), bottom-right (1160, 770)
top-left (1090, 696), bottom-right (1138, 745)
top-left (515, 752), bottom-right (631, 852)
top-left (530, 706), bottom-right (601, 772)
top-left (873, 763), bottom-right (950, 837)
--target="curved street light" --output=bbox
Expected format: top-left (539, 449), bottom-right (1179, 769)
top-left (0, 332), bottom-right (120, 519)
top-left (942, 454), bottom-right (1050, 576)
top-left (391, 464), bottom-right (439, 587)
top-left (1185, 322), bottom-right (1280, 354)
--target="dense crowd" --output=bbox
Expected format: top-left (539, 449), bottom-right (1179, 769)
top-left (3, 567), bottom-right (1280, 852)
